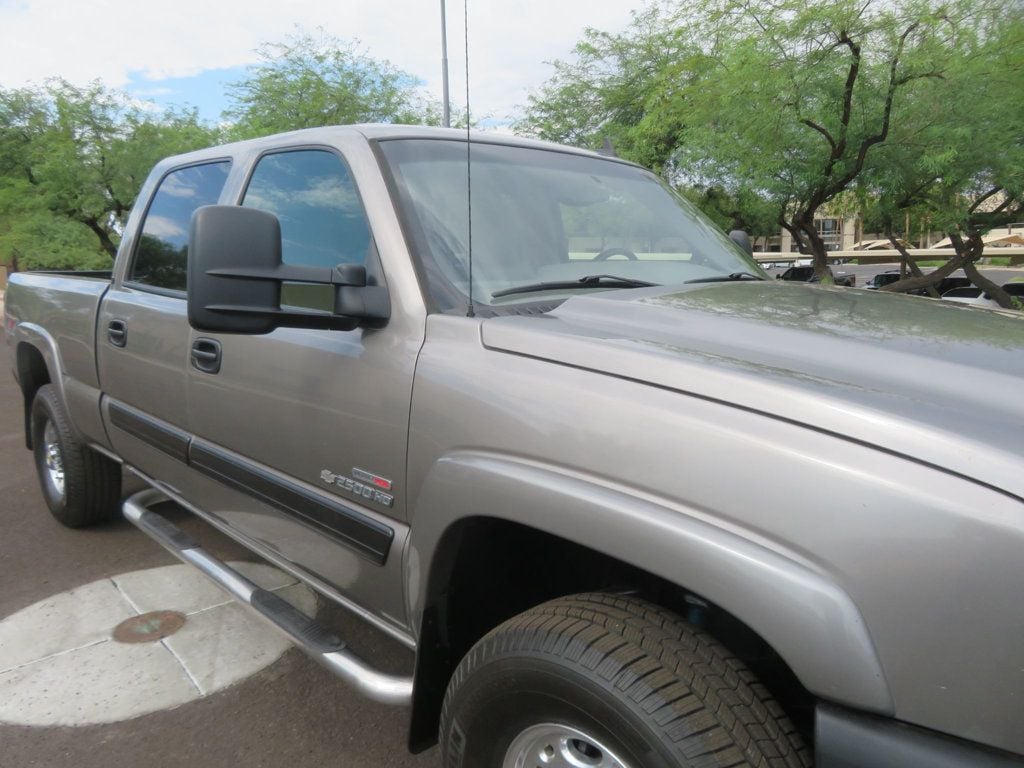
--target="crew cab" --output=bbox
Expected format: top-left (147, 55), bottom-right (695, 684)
top-left (5, 125), bottom-right (1024, 768)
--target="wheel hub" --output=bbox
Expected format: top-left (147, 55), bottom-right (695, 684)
top-left (43, 420), bottom-right (65, 497)
top-left (503, 723), bottom-right (632, 768)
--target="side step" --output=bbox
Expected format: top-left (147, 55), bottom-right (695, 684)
top-left (123, 489), bottom-right (413, 706)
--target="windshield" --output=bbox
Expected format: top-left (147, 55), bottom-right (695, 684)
top-left (378, 139), bottom-right (765, 313)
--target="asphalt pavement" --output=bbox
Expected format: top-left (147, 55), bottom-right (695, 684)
top-left (0, 372), bottom-right (437, 768)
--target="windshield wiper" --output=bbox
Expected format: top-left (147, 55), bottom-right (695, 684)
top-left (491, 274), bottom-right (659, 299)
top-left (684, 271), bottom-right (765, 284)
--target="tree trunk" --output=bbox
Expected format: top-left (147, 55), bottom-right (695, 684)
top-left (881, 230), bottom-right (981, 295)
top-left (798, 220), bottom-right (831, 282)
top-left (963, 260), bottom-right (1018, 309)
top-left (884, 230), bottom-right (939, 298)
top-left (81, 218), bottom-right (118, 259)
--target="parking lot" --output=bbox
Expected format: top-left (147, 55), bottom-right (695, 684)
top-left (0, 371), bottom-right (436, 767)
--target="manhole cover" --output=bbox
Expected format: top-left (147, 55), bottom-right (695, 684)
top-left (112, 610), bottom-right (187, 643)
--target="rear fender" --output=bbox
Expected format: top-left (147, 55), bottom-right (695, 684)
top-left (13, 324), bottom-right (67, 448)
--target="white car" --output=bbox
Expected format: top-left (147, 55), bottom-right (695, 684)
top-left (942, 282), bottom-right (1024, 307)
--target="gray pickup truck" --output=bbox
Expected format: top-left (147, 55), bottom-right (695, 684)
top-left (5, 125), bottom-right (1023, 768)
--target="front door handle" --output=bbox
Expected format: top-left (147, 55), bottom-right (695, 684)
top-left (108, 319), bottom-right (127, 347)
top-left (191, 338), bottom-right (222, 374)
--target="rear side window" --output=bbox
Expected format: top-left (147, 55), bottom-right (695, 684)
top-left (130, 162), bottom-right (231, 292)
top-left (242, 150), bottom-right (372, 311)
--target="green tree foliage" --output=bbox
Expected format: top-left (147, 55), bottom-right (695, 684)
top-left (0, 80), bottom-right (219, 270)
top-left (864, 5), bottom-right (1024, 307)
top-left (224, 30), bottom-right (442, 139)
top-left (520, 0), bottom-right (1020, 281)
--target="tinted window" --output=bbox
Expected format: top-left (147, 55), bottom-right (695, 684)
top-left (242, 150), bottom-right (371, 311)
top-left (130, 162), bottom-right (230, 291)
top-left (243, 150), bottom-right (370, 267)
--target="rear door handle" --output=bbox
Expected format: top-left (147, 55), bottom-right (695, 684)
top-left (108, 320), bottom-right (127, 347)
top-left (191, 338), bottom-right (222, 374)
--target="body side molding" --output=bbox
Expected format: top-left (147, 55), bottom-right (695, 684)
top-left (101, 396), bottom-right (395, 566)
top-left (189, 440), bottom-right (394, 565)
top-left (108, 399), bottom-right (190, 462)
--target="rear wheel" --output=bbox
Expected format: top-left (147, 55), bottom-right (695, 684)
top-left (440, 593), bottom-right (810, 768)
top-left (31, 384), bottom-right (121, 527)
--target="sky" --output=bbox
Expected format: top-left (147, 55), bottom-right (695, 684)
top-left (0, 0), bottom-right (648, 127)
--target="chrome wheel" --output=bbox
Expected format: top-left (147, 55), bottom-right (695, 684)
top-left (503, 723), bottom-right (633, 768)
top-left (43, 420), bottom-right (65, 498)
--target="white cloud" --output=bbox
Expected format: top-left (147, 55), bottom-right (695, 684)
top-left (0, 0), bottom-right (644, 120)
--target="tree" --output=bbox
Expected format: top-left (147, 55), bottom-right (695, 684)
top-left (864, 6), bottom-right (1024, 308)
top-left (520, 0), bottom-right (1001, 280)
top-left (0, 80), bottom-right (219, 268)
top-left (224, 29), bottom-right (442, 139)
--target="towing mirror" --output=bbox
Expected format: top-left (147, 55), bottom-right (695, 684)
top-left (728, 229), bottom-right (753, 257)
top-left (187, 205), bottom-right (389, 335)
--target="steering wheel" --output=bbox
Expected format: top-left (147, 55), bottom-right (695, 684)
top-left (592, 246), bottom-right (638, 261)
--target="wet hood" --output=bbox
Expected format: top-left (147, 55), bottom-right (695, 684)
top-left (482, 281), bottom-right (1024, 498)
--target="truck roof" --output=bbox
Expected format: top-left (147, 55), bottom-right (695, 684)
top-left (155, 123), bottom-right (616, 170)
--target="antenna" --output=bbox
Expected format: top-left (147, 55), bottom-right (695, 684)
top-left (440, 0), bottom-right (450, 128)
top-left (464, 0), bottom-right (475, 318)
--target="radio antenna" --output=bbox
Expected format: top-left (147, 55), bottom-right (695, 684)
top-left (463, 0), bottom-right (475, 318)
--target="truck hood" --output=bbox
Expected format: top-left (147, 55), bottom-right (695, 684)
top-left (481, 281), bottom-right (1024, 499)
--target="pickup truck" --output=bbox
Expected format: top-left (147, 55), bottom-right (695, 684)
top-left (5, 125), bottom-right (1024, 768)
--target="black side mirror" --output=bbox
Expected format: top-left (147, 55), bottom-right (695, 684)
top-left (188, 205), bottom-right (389, 334)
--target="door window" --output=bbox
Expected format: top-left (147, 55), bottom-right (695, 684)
top-left (242, 150), bottom-right (372, 311)
top-left (129, 162), bottom-right (231, 292)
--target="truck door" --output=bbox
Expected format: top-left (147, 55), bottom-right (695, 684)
top-left (183, 148), bottom-right (419, 636)
top-left (98, 160), bottom-right (231, 485)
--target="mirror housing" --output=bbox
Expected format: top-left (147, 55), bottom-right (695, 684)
top-left (728, 229), bottom-right (753, 257)
top-left (188, 205), bottom-right (389, 334)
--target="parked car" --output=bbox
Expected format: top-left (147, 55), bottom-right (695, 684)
top-left (6, 125), bottom-right (1023, 767)
top-left (942, 282), bottom-right (1024, 308)
top-left (914, 276), bottom-right (972, 296)
top-left (776, 264), bottom-right (856, 287)
top-left (864, 270), bottom-right (905, 289)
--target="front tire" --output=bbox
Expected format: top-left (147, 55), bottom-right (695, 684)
top-left (440, 593), bottom-right (810, 768)
top-left (31, 384), bottom-right (121, 527)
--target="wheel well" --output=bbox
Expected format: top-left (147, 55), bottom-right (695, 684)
top-left (407, 516), bottom-right (816, 753)
top-left (16, 342), bottom-right (50, 450)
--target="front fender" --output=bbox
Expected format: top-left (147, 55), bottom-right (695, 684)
top-left (406, 450), bottom-right (893, 715)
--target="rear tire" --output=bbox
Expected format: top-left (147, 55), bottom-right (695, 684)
top-left (440, 593), bottom-right (810, 768)
top-left (31, 384), bottom-right (121, 528)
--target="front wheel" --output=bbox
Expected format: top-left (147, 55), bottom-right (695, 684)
top-left (440, 593), bottom-right (810, 768)
top-left (31, 384), bottom-right (121, 527)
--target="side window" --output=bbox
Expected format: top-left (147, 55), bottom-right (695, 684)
top-left (242, 150), bottom-right (371, 311)
top-left (130, 162), bottom-right (230, 292)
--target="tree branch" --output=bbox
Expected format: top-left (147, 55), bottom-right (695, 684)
top-left (884, 229), bottom-right (939, 297)
top-left (963, 260), bottom-right (1019, 310)
top-left (800, 118), bottom-right (836, 150)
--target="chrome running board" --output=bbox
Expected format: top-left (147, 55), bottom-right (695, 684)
top-left (122, 489), bottom-right (413, 706)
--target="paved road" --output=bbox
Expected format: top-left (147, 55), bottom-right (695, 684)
top-left (0, 373), bottom-right (437, 768)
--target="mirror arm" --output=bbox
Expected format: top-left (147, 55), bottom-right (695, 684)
top-left (205, 263), bottom-right (368, 287)
top-left (202, 304), bottom-right (361, 332)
